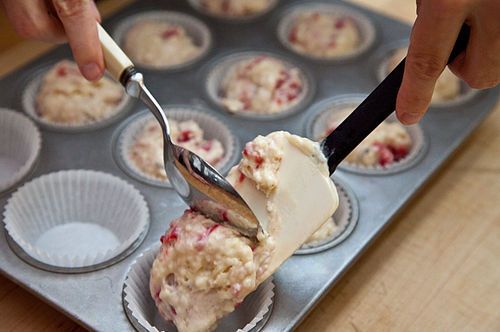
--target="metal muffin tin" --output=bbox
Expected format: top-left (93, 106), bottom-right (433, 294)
top-left (0, 0), bottom-right (498, 331)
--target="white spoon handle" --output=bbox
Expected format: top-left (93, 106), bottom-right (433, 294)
top-left (96, 22), bottom-right (133, 82)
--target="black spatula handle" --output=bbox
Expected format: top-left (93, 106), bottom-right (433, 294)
top-left (322, 24), bottom-right (470, 174)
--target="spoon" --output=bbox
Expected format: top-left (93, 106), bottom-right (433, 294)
top-left (96, 23), bottom-right (262, 240)
top-left (322, 25), bottom-right (470, 174)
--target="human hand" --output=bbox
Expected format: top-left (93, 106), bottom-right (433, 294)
top-left (1, 0), bottom-right (104, 81)
top-left (396, 0), bottom-right (500, 124)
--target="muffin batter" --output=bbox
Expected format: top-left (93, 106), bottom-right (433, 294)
top-left (238, 134), bottom-right (284, 196)
top-left (199, 0), bottom-right (272, 17)
top-left (36, 60), bottom-right (124, 125)
top-left (150, 210), bottom-right (271, 332)
top-left (130, 119), bottom-right (224, 181)
top-left (221, 55), bottom-right (304, 114)
top-left (287, 11), bottom-right (361, 58)
top-left (322, 109), bottom-right (412, 167)
top-left (123, 20), bottom-right (201, 68)
top-left (304, 217), bottom-right (337, 245)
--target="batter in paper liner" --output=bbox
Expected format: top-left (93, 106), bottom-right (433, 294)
top-left (150, 131), bottom-right (338, 332)
top-left (36, 60), bottom-right (124, 125)
top-left (321, 108), bottom-right (412, 167)
top-left (220, 55), bottom-right (304, 114)
top-left (123, 21), bottom-right (201, 68)
top-left (200, 0), bottom-right (272, 17)
top-left (287, 11), bottom-right (361, 58)
top-left (130, 118), bottom-right (224, 181)
top-left (304, 217), bottom-right (337, 245)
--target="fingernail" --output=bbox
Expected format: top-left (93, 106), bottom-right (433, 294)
top-left (400, 112), bottom-right (421, 124)
top-left (81, 63), bottom-right (102, 81)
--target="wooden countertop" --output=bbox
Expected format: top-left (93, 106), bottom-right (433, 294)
top-left (1, 1), bottom-right (499, 331)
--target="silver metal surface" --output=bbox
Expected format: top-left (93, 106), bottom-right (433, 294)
top-left (0, 0), bottom-right (498, 331)
top-left (126, 71), bottom-right (261, 239)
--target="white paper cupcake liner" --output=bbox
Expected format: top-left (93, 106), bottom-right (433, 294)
top-left (21, 62), bottom-right (132, 133)
top-left (3, 170), bottom-right (150, 272)
top-left (187, 0), bottom-right (279, 22)
top-left (122, 243), bottom-right (275, 332)
top-left (306, 94), bottom-right (428, 175)
top-left (277, 2), bottom-right (376, 62)
top-left (115, 106), bottom-right (240, 188)
top-left (296, 176), bottom-right (359, 254)
top-left (112, 11), bottom-right (212, 71)
top-left (205, 51), bottom-right (315, 120)
top-left (0, 109), bottom-right (41, 193)
top-left (375, 41), bottom-right (480, 108)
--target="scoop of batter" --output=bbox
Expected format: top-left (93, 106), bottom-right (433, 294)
top-left (150, 210), bottom-right (271, 332)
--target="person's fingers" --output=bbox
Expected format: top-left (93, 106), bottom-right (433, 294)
top-left (52, 0), bottom-right (104, 81)
top-left (2, 0), bottom-right (65, 42)
top-left (396, 0), bottom-right (468, 125)
top-left (90, 0), bottom-right (101, 22)
top-left (448, 6), bottom-right (500, 89)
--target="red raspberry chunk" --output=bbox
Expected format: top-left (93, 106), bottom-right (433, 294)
top-left (289, 27), bottom-right (298, 43)
top-left (389, 145), bottom-right (409, 161)
top-left (374, 142), bottom-right (395, 167)
top-left (335, 18), bottom-right (346, 29)
top-left (201, 141), bottom-right (213, 152)
top-left (254, 155), bottom-right (264, 168)
top-left (196, 224), bottom-right (220, 245)
top-left (177, 130), bottom-right (194, 143)
top-left (243, 144), bottom-right (265, 167)
top-left (162, 28), bottom-right (179, 39)
top-left (161, 225), bottom-right (179, 245)
top-left (56, 66), bottom-right (68, 77)
top-left (238, 172), bottom-right (246, 183)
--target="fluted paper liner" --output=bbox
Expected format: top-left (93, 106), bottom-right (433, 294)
top-left (0, 109), bottom-right (41, 193)
top-left (376, 41), bottom-right (479, 108)
top-left (112, 11), bottom-right (212, 71)
top-left (187, 0), bottom-right (279, 22)
top-left (205, 51), bottom-right (314, 120)
top-left (306, 95), bottom-right (428, 175)
top-left (278, 3), bottom-right (376, 61)
top-left (116, 107), bottom-right (240, 188)
top-left (22, 64), bottom-right (132, 132)
top-left (123, 244), bottom-right (275, 332)
top-left (3, 170), bottom-right (149, 272)
top-left (297, 177), bottom-right (359, 254)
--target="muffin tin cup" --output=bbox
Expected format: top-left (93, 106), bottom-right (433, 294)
top-left (205, 51), bottom-right (315, 121)
top-left (122, 243), bottom-right (275, 332)
top-left (296, 176), bottom-right (359, 255)
top-left (277, 2), bottom-right (377, 62)
top-left (306, 94), bottom-right (428, 175)
top-left (187, 0), bottom-right (280, 22)
top-left (115, 106), bottom-right (241, 188)
top-left (0, 109), bottom-right (41, 194)
top-left (21, 63), bottom-right (132, 133)
top-left (2, 170), bottom-right (150, 273)
top-left (375, 41), bottom-right (480, 108)
top-left (112, 11), bottom-right (213, 71)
